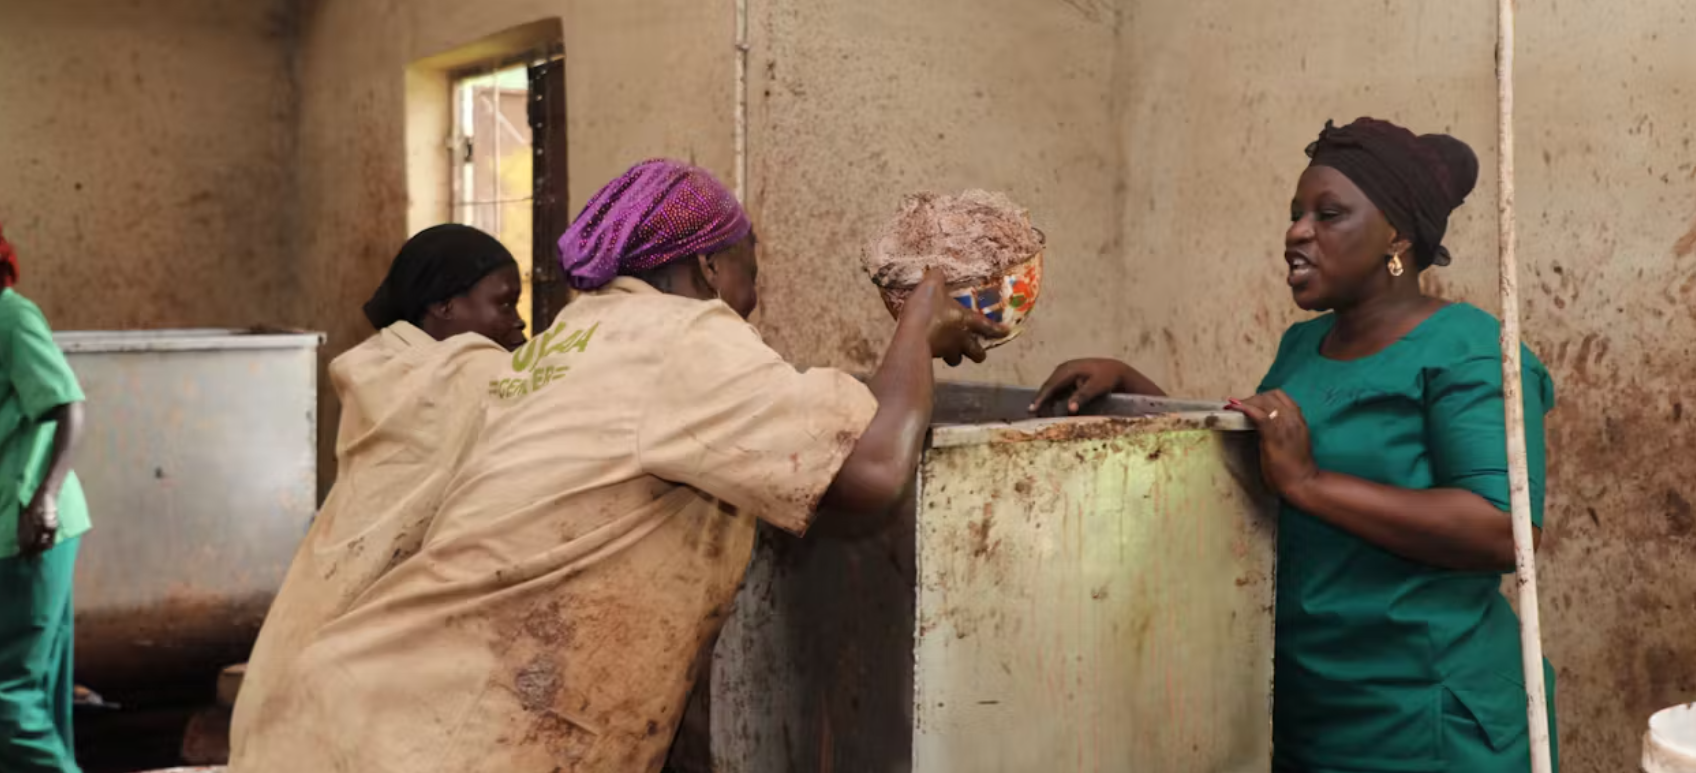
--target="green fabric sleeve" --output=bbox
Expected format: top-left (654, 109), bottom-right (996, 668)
top-left (2, 298), bottom-right (84, 420)
top-left (1423, 352), bottom-right (1553, 527)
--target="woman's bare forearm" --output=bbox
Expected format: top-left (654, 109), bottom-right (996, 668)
top-left (1117, 362), bottom-right (1167, 397)
top-left (34, 402), bottom-right (84, 502)
top-left (1284, 470), bottom-right (1533, 571)
top-left (820, 304), bottom-right (935, 514)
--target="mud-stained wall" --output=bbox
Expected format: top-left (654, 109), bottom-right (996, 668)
top-left (11, 0), bottom-right (1676, 766)
top-left (750, 0), bottom-right (1695, 767)
top-left (295, 0), bottom-right (1115, 488)
top-left (291, 0), bottom-right (734, 492)
top-left (0, 0), bottom-right (299, 330)
top-left (295, 0), bottom-right (1692, 765)
top-left (748, 0), bottom-right (1124, 384)
top-left (1112, 2), bottom-right (1696, 770)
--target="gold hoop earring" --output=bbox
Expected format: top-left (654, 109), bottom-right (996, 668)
top-left (1387, 254), bottom-right (1405, 278)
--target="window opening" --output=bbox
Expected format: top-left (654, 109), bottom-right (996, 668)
top-left (450, 64), bottom-right (538, 330)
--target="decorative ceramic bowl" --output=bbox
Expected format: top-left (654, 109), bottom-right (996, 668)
top-left (875, 250), bottom-right (1044, 350)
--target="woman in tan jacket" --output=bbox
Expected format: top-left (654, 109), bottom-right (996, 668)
top-left (232, 161), bottom-right (1002, 773)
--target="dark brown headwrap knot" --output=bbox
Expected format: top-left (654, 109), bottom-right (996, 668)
top-left (1305, 117), bottom-right (1479, 268)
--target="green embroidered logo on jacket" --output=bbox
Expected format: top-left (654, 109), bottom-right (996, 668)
top-left (490, 322), bottom-right (598, 400)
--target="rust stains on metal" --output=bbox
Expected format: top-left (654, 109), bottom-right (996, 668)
top-left (968, 505), bottom-right (999, 559)
top-left (76, 589), bottom-right (274, 699)
top-left (1002, 416), bottom-right (1144, 443)
top-left (948, 413), bottom-right (1252, 450)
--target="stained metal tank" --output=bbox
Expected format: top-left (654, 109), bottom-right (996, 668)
top-left (54, 329), bottom-right (322, 699)
top-left (692, 383), bottom-right (1277, 772)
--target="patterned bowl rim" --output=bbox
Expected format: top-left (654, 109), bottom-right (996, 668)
top-left (970, 253), bottom-right (1042, 350)
top-left (872, 249), bottom-right (1045, 293)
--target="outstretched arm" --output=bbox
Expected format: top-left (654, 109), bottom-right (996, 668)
top-left (821, 270), bottom-right (1008, 514)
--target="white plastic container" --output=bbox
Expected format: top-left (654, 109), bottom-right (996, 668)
top-left (1645, 703), bottom-right (1696, 773)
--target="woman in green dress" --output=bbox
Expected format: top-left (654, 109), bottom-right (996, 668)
top-left (0, 223), bottom-right (90, 772)
top-left (1033, 118), bottom-right (1557, 772)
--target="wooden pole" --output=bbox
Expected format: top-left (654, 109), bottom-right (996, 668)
top-left (1496, 1), bottom-right (1555, 771)
top-left (733, 0), bottom-right (749, 202)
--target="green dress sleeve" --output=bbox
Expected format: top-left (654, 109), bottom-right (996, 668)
top-left (1423, 352), bottom-right (1554, 527)
top-left (2, 296), bottom-right (84, 419)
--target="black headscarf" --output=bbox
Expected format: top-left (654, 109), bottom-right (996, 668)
top-left (1306, 118), bottom-right (1479, 268)
top-left (363, 224), bottom-right (517, 330)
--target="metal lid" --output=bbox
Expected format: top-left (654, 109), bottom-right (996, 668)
top-left (926, 381), bottom-right (1250, 438)
top-left (54, 328), bottom-right (325, 353)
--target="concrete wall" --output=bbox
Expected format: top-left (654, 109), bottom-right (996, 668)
top-left (289, 0), bottom-right (734, 490)
top-left (0, 0), bottom-right (299, 330)
top-left (292, 0), bottom-right (1122, 382)
top-left (753, 1), bottom-right (1696, 769)
top-left (1112, 1), bottom-right (1696, 770)
top-left (7, 0), bottom-right (1687, 767)
top-left (748, 0), bottom-right (1125, 384)
top-left (286, 0), bottom-right (1696, 767)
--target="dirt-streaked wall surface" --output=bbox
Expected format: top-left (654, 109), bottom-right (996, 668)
top-left (747, 0), bottom-right (1125, 385)
top-left (7, 0), bottom-right (1691, 766)
top-left (752, 1), bottom-right (1696, 768)
top-left (289, 0), bottom-right (733, 493)
top-left (1111, 2), bottom-right (1696, 770)
top-left (0, 0), bottom-right (300, 330)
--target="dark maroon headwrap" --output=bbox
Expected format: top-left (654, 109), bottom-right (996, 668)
top-left (558, 160), bottom-right (751, 291)
top-left (0, 222), bottom-right (18, 289)
top-left (1306, 118), bottom-right (1479, 267)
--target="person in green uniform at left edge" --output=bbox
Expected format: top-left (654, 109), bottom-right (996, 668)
top-left (1034, 118), bottom-right (1557, 772)
top-left (0, 222), bottom-right (90, 773)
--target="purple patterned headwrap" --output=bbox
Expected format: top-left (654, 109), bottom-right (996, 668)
top-left (558, 159), bottom-right (752, 290)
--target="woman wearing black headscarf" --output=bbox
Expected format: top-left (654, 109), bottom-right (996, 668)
top-left (1034, 118), bottom-right (1558, 772)
top-left (363, 223), bottom-right (527, 350)
top-left (235, 224), bottom-right (528, 746)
